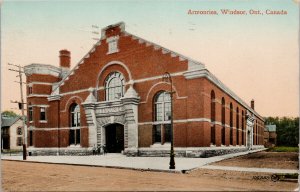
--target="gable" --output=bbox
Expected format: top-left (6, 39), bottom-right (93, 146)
top-left (56, 23), bottom-right (204, 94)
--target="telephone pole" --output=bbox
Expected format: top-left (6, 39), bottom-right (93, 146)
top-left (8, 63), bottom-right (27, 160)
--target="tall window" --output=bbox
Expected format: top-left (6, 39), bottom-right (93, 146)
top-left (256, 121), bottom-right (258, 145)
top-left (29, 106), bottom-right (33, 122)
top-left (40, 107), bottom-right (46, 121)
top-left (29, 130), bottom-right (33, 146)
top-left (221, 97), bottom-right (225, 145)
top-left (230, 103), bottom-right (233, 145)
top-left (153, 91), bottom-right (171, 144)
top-left (210, 90), bottom-right (216, 145)
top-left (242, 111), bottom-right (245, 145)
top-left (70, 104), bottom-right (81, 145)
top-left (28, 86), bottom-right (33, 94)
top-left (105, 72), bottom-right (125, 101)
top-left (236, 107), bottom-right (239, 145)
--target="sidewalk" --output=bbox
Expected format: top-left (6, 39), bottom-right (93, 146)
top-left (3, 148), bottom-right (295, 174)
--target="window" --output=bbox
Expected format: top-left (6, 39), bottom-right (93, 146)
top-left (17, 137), bottom-right (23, 146)
top-left (69, 104), bottom-right (81, 145)
top-left (29, 106), bottom-right (33, 122)
top-left (40, 107), bottom-right (46, 121)
top-left (236, 107), bottom-right (239, 145)
top-left (29, 130), bottom-right (33, 146)
top-left (17, 127), bottom-right (22, 135)
top-left (210, 90), bottom-right (215, 145)
top-left (230, 103), bottom-right (233, 145)
top-left (105, 72), bottom-right (125, 101)
top-left (242, 111), bottom-right (244, 144)
top-left (221, 97), bottom-right (225, 145)
top-left (28, 86), bottom-right (33, 94)
top-left (153, 91), bottom-right (171, 144)
top-left (107, 36), bottom-right (119, 54)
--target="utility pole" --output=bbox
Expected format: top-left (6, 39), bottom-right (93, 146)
top-left (8, 63), bottom-right (27, 160)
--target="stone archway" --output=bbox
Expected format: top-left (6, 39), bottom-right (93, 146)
top-left (83, 86), bottom-right (140, 155)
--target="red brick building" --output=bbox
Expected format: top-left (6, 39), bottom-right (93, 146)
top-left (24, 22), bottom-right (264, 157)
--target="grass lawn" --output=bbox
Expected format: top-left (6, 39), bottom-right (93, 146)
top-left (267, 146), bottom-right (299, 152)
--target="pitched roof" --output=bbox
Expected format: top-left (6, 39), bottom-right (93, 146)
top-left (48, 22), bottom-right (264, 121)
top-left (1, 116), bottom-right (21, 127)
top-left (265, 125), bottom-right (276, 132)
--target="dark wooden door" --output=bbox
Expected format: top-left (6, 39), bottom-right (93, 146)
top-left (105, 124), bottom-right (124, 153)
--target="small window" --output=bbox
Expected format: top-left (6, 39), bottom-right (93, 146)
top-left (108, 41), bottom-right (117, 53)
top-left (28, 86), bottom-right (33, 94)
top-left (17, 127), bottom-right (23, 135)
top-left (29, 106), bottom-right (33, 122)
top-left (17, 137), bottom-right (23, 146)
top-left (40, 107), bottom-right (46, 121)
top-left (107, 36), bottom-right (119, 54)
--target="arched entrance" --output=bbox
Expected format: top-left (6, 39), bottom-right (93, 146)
top-left (105, 123), bottom-right (124, 153)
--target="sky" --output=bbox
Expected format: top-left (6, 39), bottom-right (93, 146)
top-left (1, 0), bottom-right (299, 117)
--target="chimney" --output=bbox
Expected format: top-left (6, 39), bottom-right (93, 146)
top-left (251, 99), bottom-right (255, 110)
top-left (59, 49), bottom-right (70, 68)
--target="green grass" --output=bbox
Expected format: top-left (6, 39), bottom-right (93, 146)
top-left (267, 146), bottom-right (299, 152)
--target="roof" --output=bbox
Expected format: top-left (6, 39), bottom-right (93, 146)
top-left (28, 22), bottom-right (264, 121)
top-left (1, 116), bottom-right (22, 127)
top-left (265, 125), bottom-right (276, 132)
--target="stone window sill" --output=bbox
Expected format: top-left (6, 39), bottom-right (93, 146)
top-left (68, 145), bottom-right (81, 148)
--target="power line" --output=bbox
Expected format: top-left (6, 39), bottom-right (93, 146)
top-left (8, 63), bottom-right (27, 160)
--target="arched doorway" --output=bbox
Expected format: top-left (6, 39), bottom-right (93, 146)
top-left (105, 124), bottom-right (124, 153)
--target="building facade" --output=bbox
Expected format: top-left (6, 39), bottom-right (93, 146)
top-left (1, 116), bottom-right (24, 151)
top-left (25, 22), bottom-right (264, 157)
top-left (264, 125), bottom-right (277, 147)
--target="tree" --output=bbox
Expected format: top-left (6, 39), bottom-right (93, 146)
top-left (265, 116), bottom-right (299, 147)
top-left (1, 110), bottom-right (18, 118)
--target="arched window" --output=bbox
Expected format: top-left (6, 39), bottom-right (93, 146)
top-left (230, 103), bottom-right (233, 145)
top-left (69, 104), bottom-right (81, 146)
top-left (236, 107), bottom-right (239, 145)
top-left (153, 91), bottom-right (171, 144)
top-left (210, 90), bottom-right (215, 145)
top-left (105, 72), bottom-right (125, 101)
top-left (221, 97), bottom-right (225, 145)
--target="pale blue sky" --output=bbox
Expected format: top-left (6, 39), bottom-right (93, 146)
top-left (1, 0), bottom-right (299, 117)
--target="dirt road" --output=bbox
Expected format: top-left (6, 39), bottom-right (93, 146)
top-left (2, 160), bottom-right (297, 191)
top-left (212, 151), bottom-right (298, 169)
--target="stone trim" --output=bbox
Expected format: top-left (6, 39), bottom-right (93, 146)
top-left (124, 31), bottom-right (205, 71)
top-left (27, 94), bottom-right (49, 98)
top-left (53, 71), bottom-right (187, 99)
top-left (61, 96), bottom-right (84, 112)
top-left (30, 104), bottom-right (50, 108)
top-left (24, 63), bottom-right (61, 77)
top-left (28, 82), bottom-right (53, 86)
top-left (29, 126), bottom-right (88, 131)
top-left (140, 81), bottom-right (187, 104)
top-left (138, 118), bottom-right (212, 125)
